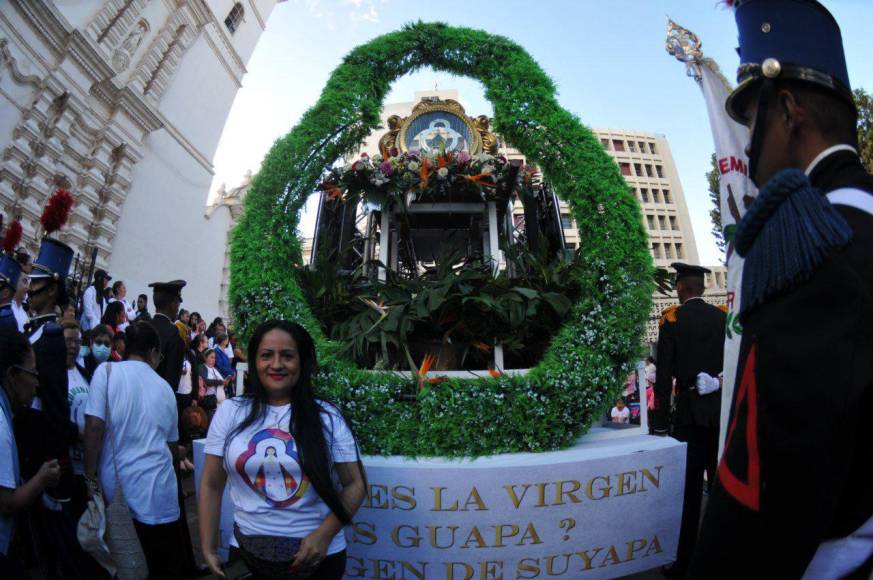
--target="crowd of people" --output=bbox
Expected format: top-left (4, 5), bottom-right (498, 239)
top-left (0, 245), bottom-right (365, 579)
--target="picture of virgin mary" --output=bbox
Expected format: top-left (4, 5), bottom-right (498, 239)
top-left (234, 427), bottom-right (310, 507)
top-left (255, 446), bottom-right (298, 502)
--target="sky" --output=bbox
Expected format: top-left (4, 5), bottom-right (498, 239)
top-left (209, 0), bottom-right (873, 266)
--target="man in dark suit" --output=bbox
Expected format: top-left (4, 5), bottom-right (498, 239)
top-left (692, 1), bottom-right (873, 577)
top-left (653, 262), bottom-right (726, 578)
top-left (147, 280), bottom-right (208, 577)
top-left (149, 280), bottom-right (186, 392)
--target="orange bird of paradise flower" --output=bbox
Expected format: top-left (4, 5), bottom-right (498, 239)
top-left (488, 366), bottom-right (503, 379)
top-left (464, 173), bottom-right (497, 188)
top-left (417, 353), bottom-right (447, 388)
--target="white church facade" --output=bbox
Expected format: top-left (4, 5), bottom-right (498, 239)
top-left (0, 0), bottom-right (283, 315)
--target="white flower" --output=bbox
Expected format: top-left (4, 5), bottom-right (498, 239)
top-left (482, 164), bottom-right (495, 174)
top-left (343, 163), bottom-right (353, 172)
top-left (437, 167), bottom-right (449, 178)
top-left (372, 154), bottom-right (383, 162)
top-left (408, 161), bottom-right (420, 171)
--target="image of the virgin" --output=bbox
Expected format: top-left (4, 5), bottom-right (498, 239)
top-left (245, 440), bottom-right (302, 502)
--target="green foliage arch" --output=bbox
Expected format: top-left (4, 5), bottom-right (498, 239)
top-left (230, 22), bottom-right (653, 456)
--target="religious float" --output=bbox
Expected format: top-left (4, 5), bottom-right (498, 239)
top-left (195, 22), bottom-right (686, 579)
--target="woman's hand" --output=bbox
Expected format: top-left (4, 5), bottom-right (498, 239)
top-left (290, 530), bottom-right (331, 577)
top-left (202, 550), bottom-right (225, 579)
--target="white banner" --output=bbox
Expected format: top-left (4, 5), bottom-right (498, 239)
top-left (697, 61), bottom-right (758, 454)
top-left (194, 435), bottom-right (686, 579)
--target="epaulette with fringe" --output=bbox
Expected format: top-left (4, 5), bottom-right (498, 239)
top-left (659, 304), bottom-right (679, 326)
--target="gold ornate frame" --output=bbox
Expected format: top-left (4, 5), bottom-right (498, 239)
top-left (378, 98), bottom-right (499, 156)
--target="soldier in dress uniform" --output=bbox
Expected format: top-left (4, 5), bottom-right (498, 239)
top-left (652, 263), bottom-right (726, 578)
top-left (0, 254), bottom-right (22, 335)
top-left (148, 279), bottom-right (208, 576)
top-left (691, 1), bottom-right (873, 577)
top-left (149, 280), bottom-right (187, 392)
top-left (22, 238), bottom-right (76, 502)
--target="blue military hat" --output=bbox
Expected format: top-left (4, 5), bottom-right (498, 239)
top-left (30, 237), bottom-right (74, 281)
top-left (0, 255), bottom-right (21, 289)
top-left (726, 0), bottom-right (853, 124)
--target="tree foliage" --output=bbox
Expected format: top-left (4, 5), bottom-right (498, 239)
top-left (855, 87), bottom-right (873, 174)
top-left (229, 22), bottom-right (653, 456)
top-left (706, 153), bottom-right (726, 259)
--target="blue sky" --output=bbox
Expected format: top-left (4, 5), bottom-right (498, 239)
top-left (211, 0), bottom-right (873, 265)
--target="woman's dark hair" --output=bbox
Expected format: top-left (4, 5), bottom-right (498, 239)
top-left (206, 317), bottom-right (224, 339)
top-left (226, 320), bottom-right (364, 525)
top-left (137, 294), bottom-right (148, 306)
top-left (215, 333), bottom-right (229, 346)
top-left (112, 331), bottom-right (126, 345)
top-left (112, 280), bottom-right (124, 294)
top-left (124, 321), bottom-right (161, 360)
top-left (194, 333), bottom-right (207, 349)
top-left (203, 348), bottom-right (216, 360)
top-left (101, 301), bottom-right (126, 327)
top-left (189, 311), bottom-right (202, 330)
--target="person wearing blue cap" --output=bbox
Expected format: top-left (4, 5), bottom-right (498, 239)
top-left (16, 237), bottom-right (91, 576)
top-left (691, 1), bottom-right (873, 577)
top-left (0, 255), bottom-right (22, 335)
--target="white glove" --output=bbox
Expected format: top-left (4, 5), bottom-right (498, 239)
top-left (695, 372), bottom-right (722, 396)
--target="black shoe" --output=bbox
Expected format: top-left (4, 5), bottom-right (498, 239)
top-left (661, 563), bottom-right (686, 579)
top-left (184, 566), bottom-right (212, 578)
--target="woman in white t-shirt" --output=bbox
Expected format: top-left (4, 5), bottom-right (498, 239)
top-left (199, 321), bottom-right (366, 579)
top-left (83, 321), bottom-right (185, 578)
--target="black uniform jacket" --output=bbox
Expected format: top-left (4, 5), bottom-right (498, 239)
top-left (151, 312), bottom-right (185, 391)
top-left (653, 297), bottom-right (727, 432)
top-left (692, 151), bottom-right (873, 578)
top-left (17, 314), bottom-right (75, 498)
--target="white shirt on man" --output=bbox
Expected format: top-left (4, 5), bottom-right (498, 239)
top-left (84, 361), bottom-right (179, 524)
top-left (205, 398), bottom-right (358, 554)
top-left (81, 285), bottom-right (103, 331)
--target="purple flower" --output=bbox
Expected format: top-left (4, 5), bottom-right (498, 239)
top-left (353, 161), bottom-right (364, 171)
top-left (380, 160), bottom-right (394, 176)
top-left (389, 147), bottom-right (399, 157)
top-left (457, 151), bottom-right (471, 164)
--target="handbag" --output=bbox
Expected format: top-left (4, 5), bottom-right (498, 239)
top-left (233, 524), bottom-right (305, 580)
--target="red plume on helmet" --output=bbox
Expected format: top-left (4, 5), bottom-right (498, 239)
top-left (3, 219), bottom-right (23, 255)
top-left (40, 188), bottom-right (75, 235)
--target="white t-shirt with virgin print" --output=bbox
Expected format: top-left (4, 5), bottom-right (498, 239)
top-left (204, 398), bottom-right (358, 555)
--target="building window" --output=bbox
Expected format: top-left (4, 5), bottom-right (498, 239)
top-left (652, 189), bottom-right (660, 203)
top-left (639, 141), bottom-right (646, 154)
top-left (665, 243), bottom-right (674, 259)
top-left (566, 242), bottom-right (577, 250)
top-left (645, 164), bottom-right (654, 177)
top-left (649, 142), bottom-right (658, 155)
top-left (669, 216), bottom-right (678, 230)
top-left (612, 139), bottom-right (625, 152)
top-left (646, 215), bottom-right (655, 230)
top-left (640, 188), bottom-right (650, 203)
top-left (656, 165), bottom-right (664, 178)
top-left (634, 163), bottom-right (642, 176)
top-left (658, 215), bottom-right (667, 230)
top-left (663, 189), bottom-right (672, 204)
top-left (560, 213), bottom-right (573, 229)
top-left (600, 138), bottom-right (609, 149)
top-left (676, 243), bottom-right (684, 259)
top-left (652, 243), bottom-right (662, 259)
top-left (620, 163), bottom-right (631, 176)
top-left (224, 2), bottom-right (244, 34)
top-left (628, 141), bottom-right (637, 153)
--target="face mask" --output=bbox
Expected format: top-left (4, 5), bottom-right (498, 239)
top-left (92, 345), bottom-right (111, 363)
top-left (78, 346), bottom-right (91, 359)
